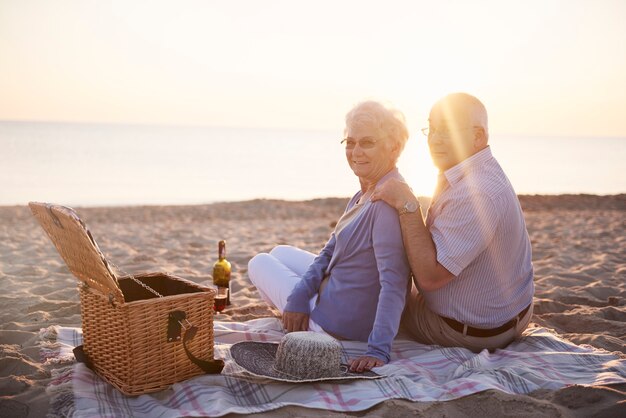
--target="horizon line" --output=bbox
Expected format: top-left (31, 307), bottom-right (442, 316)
top-left (1, 118), bottom-right (625, 140)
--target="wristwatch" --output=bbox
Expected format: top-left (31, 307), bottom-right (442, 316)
top-left (398, 199), bottom-right (419, 216)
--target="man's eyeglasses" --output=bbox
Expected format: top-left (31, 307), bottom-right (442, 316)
top-left (341, 137), bottom-right (378, 149)
top-left (421, 126), bottom-right (478, 139)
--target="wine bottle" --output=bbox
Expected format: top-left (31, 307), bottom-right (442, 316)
top-left (212, 240), bottom-right (231, 305)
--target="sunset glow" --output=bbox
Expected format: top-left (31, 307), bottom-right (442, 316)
top-left (1, 1), bottom-right (625, 201)
top-left (1, 0), bottom-right (625, 138)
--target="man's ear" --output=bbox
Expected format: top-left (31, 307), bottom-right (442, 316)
top-left (474, 127), bottom-right (488, 149)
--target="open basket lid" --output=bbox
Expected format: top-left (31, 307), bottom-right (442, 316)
top-left (29, 202), bottom-right (125, 304)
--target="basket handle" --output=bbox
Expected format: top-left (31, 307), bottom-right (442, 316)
top-left (169, 310), bottom-right (224, 374)
top-left (182, 326), bottom-right (224, 374)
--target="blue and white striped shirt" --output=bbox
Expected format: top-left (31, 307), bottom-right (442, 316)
top-left (424, 147), bottom-right (534, 328)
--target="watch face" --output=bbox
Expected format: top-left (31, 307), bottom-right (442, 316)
top-left (405, 200), bottom-right (418, 212)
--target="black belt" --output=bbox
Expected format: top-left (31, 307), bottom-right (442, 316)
top-left (441, 304), bottom-right (531, 338)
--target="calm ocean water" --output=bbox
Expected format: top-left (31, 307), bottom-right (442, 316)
top-left (1, 121), bottom-right (624, 207)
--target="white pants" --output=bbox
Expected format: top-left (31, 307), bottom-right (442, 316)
top-left (247, 245), bottom-right (327, 333)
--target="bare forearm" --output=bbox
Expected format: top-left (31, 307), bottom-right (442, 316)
top-left (370, 178), bottom-right (454, 290)
top-left (399, 209), bottom-right (453, 291)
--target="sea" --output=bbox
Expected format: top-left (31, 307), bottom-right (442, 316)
top-left (1, 121), bottom-right (624, 207)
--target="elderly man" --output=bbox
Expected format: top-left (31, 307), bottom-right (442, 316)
top-left (372, 92), bottom-right (534, 352)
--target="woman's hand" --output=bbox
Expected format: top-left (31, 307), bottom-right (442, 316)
top-left (282, 311), bottom-right (309, 333)
top-left (349, 355), bottom-right (384, 372)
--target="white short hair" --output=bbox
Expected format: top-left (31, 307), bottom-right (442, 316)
top-left (344, 100), bottom-right (409, 162)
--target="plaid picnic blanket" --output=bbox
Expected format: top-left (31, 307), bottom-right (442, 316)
top-left (41, 318), bottom-right (626, 417)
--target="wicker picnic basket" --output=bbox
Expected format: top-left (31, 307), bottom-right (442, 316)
top-left (29, 202), bottom-right (223, 395)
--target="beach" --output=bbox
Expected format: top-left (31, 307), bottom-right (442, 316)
top-left (0, 194), bottom-right (624, 417)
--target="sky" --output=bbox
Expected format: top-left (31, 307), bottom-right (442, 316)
top-left (1, 0), bottom-right (625, 137)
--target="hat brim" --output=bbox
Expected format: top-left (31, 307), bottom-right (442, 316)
top-left (230, 341), bottom-right (382, 383)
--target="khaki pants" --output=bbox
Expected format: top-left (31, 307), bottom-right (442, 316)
top-left (401, 286), bottom-right (533, 353)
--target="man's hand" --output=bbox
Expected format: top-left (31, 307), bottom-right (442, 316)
top-left (282, 311), bottom-right (309, 333)
top-left (349, 355), bottom-right (384, 372)
top-left (371, 178), bottom-right (415, 210)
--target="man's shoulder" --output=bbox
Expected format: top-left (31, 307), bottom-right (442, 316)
top-left (459, 159), bottom-right (515, 201)
top-left (438, 168), bottom-right (517, 223)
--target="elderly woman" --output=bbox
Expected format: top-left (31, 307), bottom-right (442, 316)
top-left (247, 100), bottom-right (411, 372)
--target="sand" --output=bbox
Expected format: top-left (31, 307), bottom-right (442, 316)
top-left (0, 195), bottom-right (624, 417)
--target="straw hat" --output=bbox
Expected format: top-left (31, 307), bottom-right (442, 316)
top-left (230, 331), bottom-right (382, 383)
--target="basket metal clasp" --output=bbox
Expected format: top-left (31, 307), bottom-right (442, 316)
top-left (167, 310), bottom-right (191, 342)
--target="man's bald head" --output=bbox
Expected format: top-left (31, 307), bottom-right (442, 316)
top-left (427, 93), bottom-right (490, 171)
top-left (432, 92), bottom-right (489, 141)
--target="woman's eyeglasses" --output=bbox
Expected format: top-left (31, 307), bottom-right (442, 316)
top-left (341, 137), bottom-right (378, 149)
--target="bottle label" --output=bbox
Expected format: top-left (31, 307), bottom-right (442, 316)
top-left (213, 264), bottom-right (229, 287)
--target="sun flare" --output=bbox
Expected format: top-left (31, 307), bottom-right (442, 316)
top-left (397, 135), bottom-right (438, 198)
